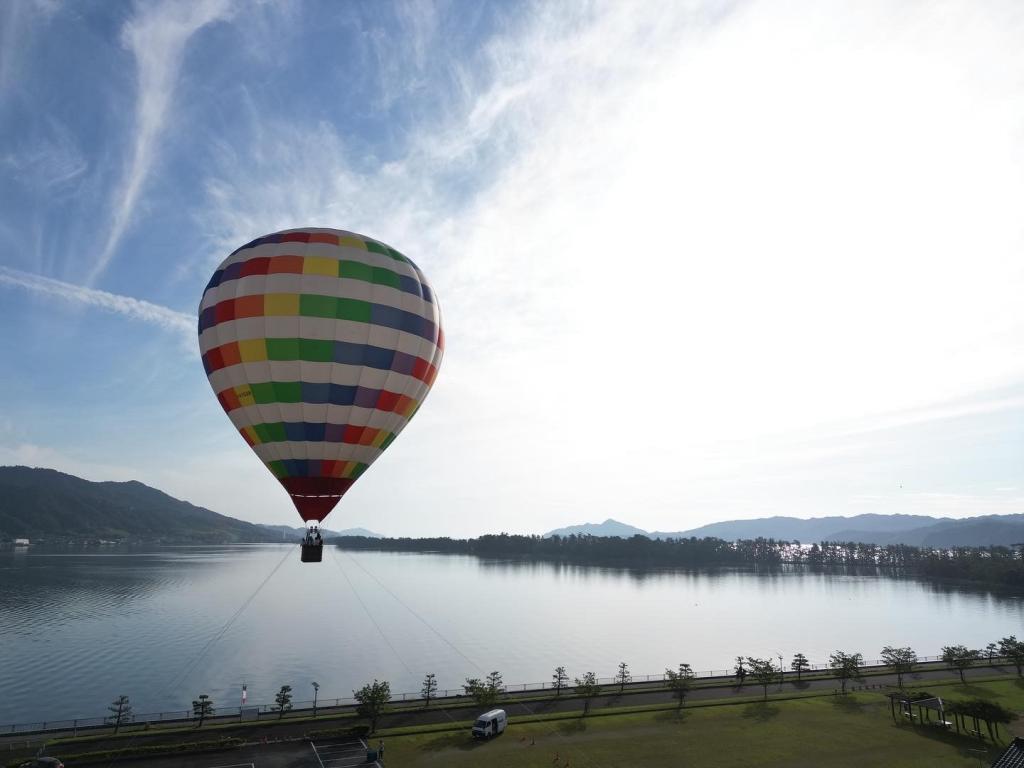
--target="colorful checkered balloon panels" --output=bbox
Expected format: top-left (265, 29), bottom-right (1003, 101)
top-left (199, 228), bottom-right (443, 521)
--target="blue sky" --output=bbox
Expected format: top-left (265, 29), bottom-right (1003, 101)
top-left (1, 0), bottom-right (1022, 536)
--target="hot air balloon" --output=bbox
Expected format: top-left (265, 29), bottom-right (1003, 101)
top-left (198, 228), bottom-right (443, 562)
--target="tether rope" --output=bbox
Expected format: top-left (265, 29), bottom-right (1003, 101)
top-left (341, 550), bottom-right (483, 673)
top-left (102, 543), bottom-right (296, 768)
top-left (330, 548), bottom-right (477, 733)
top-left (166, 543), bottom-right (295, 694)
top-left (340, 549), bottom-right (610, 768)
top-left (329, 546), bottom-right (414, 677)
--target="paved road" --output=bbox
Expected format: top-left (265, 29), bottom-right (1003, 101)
top-left (8, 658), bottom-right (1004, 746)
top-left (10, 664), bottom-right (1017, 765)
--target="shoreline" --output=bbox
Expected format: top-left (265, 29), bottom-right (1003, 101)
top-left (3, 657), bottom-right (1016, 739)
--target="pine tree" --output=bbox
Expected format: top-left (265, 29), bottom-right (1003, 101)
top-left (107, 695), bottom-right (132, 735)
top-left (192, 694), bottom-right (213, 728)
top-left (574, 672), bottom-right (601, 716)
top-left (421, 673), bottom-right (438, 708)
top-left (734, 656), bottom-right (747, 687)
top-left (614, 661), bottom-right (631, 694)
top-left (274, 685), bottom-right (293, 718)
top-left (552, 666), bottom-right (569, 697)
top-left (463, 672), bottom-right (503, 708)
top-left (790, 653), bottom-right (810, 682)
top-left (664, 663), bottom-right (695, 708)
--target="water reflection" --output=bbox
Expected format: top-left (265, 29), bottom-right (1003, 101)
top-left (0, 545), bottom-right (1021, 725)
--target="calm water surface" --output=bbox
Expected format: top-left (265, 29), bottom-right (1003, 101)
top-left (0, 545), bottom-right (1021, 724)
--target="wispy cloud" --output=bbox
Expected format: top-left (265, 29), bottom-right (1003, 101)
top-left (3, 117), bottom-right (88, 193)
top-left (0, 265), bottom-right (195, 339)
top-left (6, 0), bottom-right (1012, 532)
top-left (195, 0), bottom-right (1024, 533)
top-left (0, 0), bottom-right (54, 96)
top-left (87, 0), bottom-right (232, 286)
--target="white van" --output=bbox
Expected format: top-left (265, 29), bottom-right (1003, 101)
top-left (471, 709), bottom-right (508, 738)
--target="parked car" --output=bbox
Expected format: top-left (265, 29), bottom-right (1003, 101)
top-left (471, 708), bottom-right (508, 738)
top-left (20, 758), bottom-right (64, 768)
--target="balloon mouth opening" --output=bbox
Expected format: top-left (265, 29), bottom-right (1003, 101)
top-left (280, 477), bottom-right (352, 522)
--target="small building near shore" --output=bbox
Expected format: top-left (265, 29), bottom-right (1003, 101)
top-left (13, 538), bottom-right (30, 546)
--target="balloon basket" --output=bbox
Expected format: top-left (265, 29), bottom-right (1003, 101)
top-left (301, 543), bottom-right (323, 563)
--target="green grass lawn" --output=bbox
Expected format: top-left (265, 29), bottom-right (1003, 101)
top-left (377, 678), bottom-right (1024, 767)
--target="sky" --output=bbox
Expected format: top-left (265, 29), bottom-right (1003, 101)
top-left (0, 0), bottom-right (1022, 537)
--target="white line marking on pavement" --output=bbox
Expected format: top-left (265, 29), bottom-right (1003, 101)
top-left (312, 739), bottom-right (370, 768)
top-left (359, 737), bottom-right (382, 768)
top-left (310, 739), bottom-right (325, 768)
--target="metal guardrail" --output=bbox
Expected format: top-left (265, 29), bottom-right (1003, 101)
top-left (0, 654), bottom-right (1001, 736)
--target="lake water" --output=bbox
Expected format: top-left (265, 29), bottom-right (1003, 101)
top-left (1, 545), bottom-right (1021, 725)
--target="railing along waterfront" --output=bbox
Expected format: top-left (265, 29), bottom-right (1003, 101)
top-left (0, 654), bottom-right (998, 736)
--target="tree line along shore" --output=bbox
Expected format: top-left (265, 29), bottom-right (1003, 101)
top-left (331, 533), bottom-right (1024, 587)
top-left (15, 636), bottom-right (1024, 737)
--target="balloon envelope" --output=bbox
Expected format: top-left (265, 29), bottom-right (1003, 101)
top-left (198, 228), bottom-right (443, 522)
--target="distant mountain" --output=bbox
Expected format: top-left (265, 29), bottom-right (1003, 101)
top-left (544, 518), bottom-right (649, 538)
top-left (335, 526), bottom-right (385, 538)
top-left (917, 516), bottom-right (1024, 548)
top-left (258, 524), bottom-right (384, 540)
top-left (655, 514), bottom-right (946, 543)
top-left (0, 466), bottom-right (280, 544)
top-left (659, 513), bottom-right (1024, 547)
top-left (545, 512), bottom-right (1024, 548)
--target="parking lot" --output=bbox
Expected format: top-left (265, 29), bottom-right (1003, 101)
top-left (87, 738), bottom-right (379, 768)
top-left (311, 738), bottom-right (379, 768)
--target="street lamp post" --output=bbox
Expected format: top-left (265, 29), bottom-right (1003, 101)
top-left (312, 681), bottom-right (320, 719)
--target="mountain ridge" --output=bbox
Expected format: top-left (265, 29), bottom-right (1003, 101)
top-left (5, 465), bottom-right (1020, 548)
top-left (257, 524), bottom-right (384, 540)
top-left (1, 466), bottom-right (284, 544)
top-left (545, 512), bottom-right (1024, 547)
top-left (543, 518), bottom-right (648, 538)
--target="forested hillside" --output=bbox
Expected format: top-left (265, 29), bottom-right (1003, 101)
top-left (0, 466), bottom-right (278, 544)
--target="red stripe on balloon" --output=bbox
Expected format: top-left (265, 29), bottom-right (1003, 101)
top-left (281, 477), bottom-right (355, 521)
